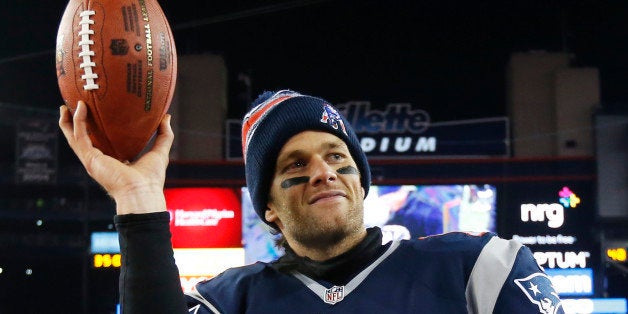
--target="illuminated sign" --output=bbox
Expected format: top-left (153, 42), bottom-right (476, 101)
top-left (520, 187), bottom-right (580, 228)
top-left (91, 232), bottom-right (122, 269)
top-left (225, 102), bottom-right (509, 159)
top-left (339, 102), bottom-right (430, 134)
top-left (333, 102), bottom-right (432, 153)
top-left (338, 102), bottom-right (509, 157)
top-left (504, 182), bottom-right (597, 299)
top-left (512, 234), bottom-right (576, 245)
top-left (562, 298), bottom-right (627, 314)
top-left (545, 268), bottom-right (593, 296)
top-left (180, 276), bottom-right (212, 294)
top-left (90, 232), bottom-right (120, 253)
top-left (165, 188), bottom-right (242, 248)
top-left (520, 203), bottom-right (564, 228)
top-left (558, 187), bottom-right (580, 208)
top-left (533, 251), bottom-right (590, 269)
top-left (173, 248), bottom-right (245, 293)
top-left (93, 254), bottom-right (121, 268)
top-left (360, 136), bottom-right (436, 153)
top-left (172, 209), bottom-right (235, 227)
top-left (607, 247), bottom-right (627, 262)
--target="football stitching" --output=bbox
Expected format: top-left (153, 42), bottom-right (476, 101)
top-left (77, 10), bottom-right (99, 91)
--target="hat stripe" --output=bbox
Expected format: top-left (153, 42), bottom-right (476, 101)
top-left (241, 93), bottom-right (297, 159)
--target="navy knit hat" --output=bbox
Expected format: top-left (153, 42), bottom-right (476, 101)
top-left (242, 90), bottom-right (371, 227)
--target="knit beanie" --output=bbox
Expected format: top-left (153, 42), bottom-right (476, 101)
top-left (242, 90), bottom-right (371, 227)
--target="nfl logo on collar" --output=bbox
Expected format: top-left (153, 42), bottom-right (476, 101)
top-left (324, 286), bottom-right (345, 305)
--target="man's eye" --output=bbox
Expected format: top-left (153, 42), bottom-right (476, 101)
top-left (289, 160), bottom-right (305, 169)
top-left (329, 153), bottom-right (344, 162)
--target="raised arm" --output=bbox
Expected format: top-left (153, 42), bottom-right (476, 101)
top-left (59, 101), bottom-right (188, 313)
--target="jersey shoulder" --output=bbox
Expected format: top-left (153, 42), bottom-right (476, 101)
top-left (199, 261), bottom-right (270, 290)
top-left (406, 231), bottom-right (497, 254)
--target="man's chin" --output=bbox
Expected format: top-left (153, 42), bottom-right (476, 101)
top-left (294, 224), bottom-right (348, 248)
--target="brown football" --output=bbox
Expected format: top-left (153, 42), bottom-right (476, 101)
top-left (56, 0), bottom-right (177, 161)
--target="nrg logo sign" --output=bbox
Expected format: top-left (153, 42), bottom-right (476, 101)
top-left (520, 187), bottom-right (581, 228)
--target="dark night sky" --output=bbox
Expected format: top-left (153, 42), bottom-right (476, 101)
top-left (1, 0), bottom-right (627, 121)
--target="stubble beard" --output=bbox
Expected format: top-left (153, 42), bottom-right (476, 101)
top-left (288, 203), bottom-right (365, 251)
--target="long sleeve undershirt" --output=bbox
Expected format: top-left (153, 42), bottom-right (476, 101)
top-left (114, 212), bottom-right (188, 314)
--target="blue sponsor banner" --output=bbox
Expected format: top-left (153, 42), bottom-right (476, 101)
top-left (562, 298), bottom-right (627, 314)
top-left (90, 232), bottom-right (120, 254)
top-left (545, 268), bottom-right (594, 296)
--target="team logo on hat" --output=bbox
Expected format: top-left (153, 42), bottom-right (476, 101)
top-left (514, 273), bottom-right (562, 314)
top-left (320, 104), bottom-right (347, 135)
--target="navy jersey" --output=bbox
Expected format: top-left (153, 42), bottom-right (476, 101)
top-left (185, 232), bottom-right (564, 314)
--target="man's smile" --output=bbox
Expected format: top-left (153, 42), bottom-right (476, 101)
top-left (308, 190), bottom-right (347, 204)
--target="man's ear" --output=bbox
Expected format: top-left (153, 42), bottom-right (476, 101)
top-left (361, 187), bottom-right (365, 199)
top-left (264, 207), bottom-right (280, 226)
top-left (265, 208), bottom-right (284, 230)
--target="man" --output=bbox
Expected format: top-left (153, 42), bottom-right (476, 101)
top-left (60, 90), bottom-right (564, 313)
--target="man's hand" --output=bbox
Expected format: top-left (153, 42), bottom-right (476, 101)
top-left (59, 101), bottom-right (174, 215)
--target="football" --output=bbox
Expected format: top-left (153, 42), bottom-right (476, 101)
top-left (56, 0), bottom-right (177, 161)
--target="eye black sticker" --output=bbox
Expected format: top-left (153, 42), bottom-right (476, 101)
top-left (337, 166), bottom-right (359, 175)
top-left (279, 166), bottom-right (359, 189)
top-left (280, 176), bottom-right (309, 189)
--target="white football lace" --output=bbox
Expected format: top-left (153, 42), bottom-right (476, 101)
top-left (78, 10), bottom-right (99, 90)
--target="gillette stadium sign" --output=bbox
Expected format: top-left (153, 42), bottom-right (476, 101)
top-left (226, 101), bottom-right (509, 159)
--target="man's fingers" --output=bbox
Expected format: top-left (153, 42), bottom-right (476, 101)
top-left (59, 105), bottom-right (74, 144)
top-left (152, 114), bottom-right (174, 158)
top-left (59, 101), bottom-right (103, 167)
top-left (58, 101), bottom-right (91, 147)
top-left (72, 101), bottom-right (91, 142)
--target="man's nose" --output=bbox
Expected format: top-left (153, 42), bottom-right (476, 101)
top-left (309, 157), bottom-right (337, 186)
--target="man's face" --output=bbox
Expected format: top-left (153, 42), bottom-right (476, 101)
top-left (265, 131), bottom-right (365, 250)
